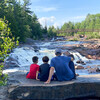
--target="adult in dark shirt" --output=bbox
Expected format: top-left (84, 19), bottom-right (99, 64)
top-left (39, 56), bottom-right (50, 81)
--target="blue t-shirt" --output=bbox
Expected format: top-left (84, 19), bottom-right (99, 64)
top-left (50, 56), bottom-right (74, 81)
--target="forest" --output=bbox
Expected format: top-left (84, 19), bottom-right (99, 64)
top-left (0, 0), bottom-right (100, 42)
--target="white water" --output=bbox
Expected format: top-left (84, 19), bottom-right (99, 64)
top-left (3, 41), bottom-right (100, 75)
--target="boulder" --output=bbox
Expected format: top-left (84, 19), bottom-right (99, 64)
top-left (85, 66), bottom-right (91, 69)
top-left (76, 60), bottom-right (86, 65)
top-left (63, 51), bottom-right (70, 56)
top-left (7, 72), bottom-right (100, 100)
top-left (88, 67), bottom-right (100, 73)
top-left (4, 56), bottom-right (19, 69)
top-left (75, 65), bottom-right (84, 69)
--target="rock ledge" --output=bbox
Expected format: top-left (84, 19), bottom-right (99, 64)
top-left (8, 72), bottom-right (100, 100)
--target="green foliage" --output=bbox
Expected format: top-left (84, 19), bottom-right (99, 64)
top-left (30, 14), bottom-right (42, 39)
top-left (0, 74), bottom-right (8, 86)
top-left (47, 26), bottom-right (57, 37)
top-left (58, 13), bottom-right (100, 39)
top-left (0, 18), bottom-right (18, 86)
top-left (60, 21), bottom-right (74, 36)
top-left (68, 38), bottom-right (79, 41)
top-left (0, 0), bottom-right (42, 42)
top-left (1, 0), bottom-right (100, 41)
top-left (86, 32), bottom-right (100, 39)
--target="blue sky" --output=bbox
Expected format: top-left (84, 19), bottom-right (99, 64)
top-left (28, 0), bottom-right (100, 28)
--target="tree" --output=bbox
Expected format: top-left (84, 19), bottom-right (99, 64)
top-left (48, 26), bottom-right (57, 37)
top-left (0, 18), bottom-right (18, 85)
top-left (60, 21), bottom-right (74, 36)
top-left (30, 13), bottom-right (42, 39)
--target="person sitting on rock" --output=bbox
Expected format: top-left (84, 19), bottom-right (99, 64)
top-left (38, 56), bottom-right (50, 81)
top-left (67, 54), bottom-right (76, 79)
top-left (45, 49), bottom-right (75, 84)
top-left (26, 56), bottom-right (39, 80)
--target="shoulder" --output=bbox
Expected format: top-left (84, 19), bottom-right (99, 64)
top-left (40, 64), bottom-right (44, 67)
top-left (62, 56), bottom-right (71, 60)
top-left (47, 63), bottom-right (50, 66)
top-left (62, 55), bottom-right (71, 58)
top-left (51, 57), bottom-right (55, 60)
top-left (40, 64), bottom-right (44, 66)
top-left (36, 64), bottom-right (40, 67)
top-left (30, 64), bottom-right (33, 66)
top-left (46, 63), bottom-right (50, 67)
top-left (51, 57), bottom-right (55, 61)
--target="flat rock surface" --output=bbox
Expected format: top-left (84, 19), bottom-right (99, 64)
top-left (8, 71), bottom-right (100, 86)
top-left (7, 71), bottom-right (100, 100)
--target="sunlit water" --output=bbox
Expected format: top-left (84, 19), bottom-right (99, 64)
top-left (3, 41), bottom-right (100, 75)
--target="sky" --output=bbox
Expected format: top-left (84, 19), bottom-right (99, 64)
top-left (28, 0), bottom-right (100, 28)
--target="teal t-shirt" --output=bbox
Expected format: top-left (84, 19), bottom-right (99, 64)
top-left (50, 56), bottom-right (74, 81)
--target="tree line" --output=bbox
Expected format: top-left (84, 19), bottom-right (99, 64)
top-left (58, 13), bottom-right (100, 39)
top-left (1, 0), bottom-right (100, 42)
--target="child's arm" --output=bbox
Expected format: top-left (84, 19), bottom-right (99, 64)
top-left (36, 71), bottom-right (39, 80)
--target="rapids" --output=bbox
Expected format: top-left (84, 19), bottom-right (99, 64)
top-left (3, 41), bottom-right (100, 75)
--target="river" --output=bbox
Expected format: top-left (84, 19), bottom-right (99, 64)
top-left (3, 41), bottom-right (100, 75)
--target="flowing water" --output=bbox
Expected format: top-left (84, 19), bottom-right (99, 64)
top-left (3, 41), bottom-right (100, 75)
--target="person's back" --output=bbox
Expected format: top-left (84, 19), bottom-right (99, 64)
top-left (51, 56), bottom-right (74, 81)
top-left (39, 56), bottom-right (50, 81)
top-left (26, 56), bottom-right (39, 79)
top-left (45, 49), bottom-right (75, 84)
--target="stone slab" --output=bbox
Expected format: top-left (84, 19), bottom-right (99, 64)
top-left (8, 71), bottom-right (100, 100)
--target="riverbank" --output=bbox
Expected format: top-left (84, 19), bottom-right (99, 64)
top-left (59, 39), bottom-right (100, 60)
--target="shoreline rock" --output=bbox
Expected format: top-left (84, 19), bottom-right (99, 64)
top-left (61, 40), bottom-right (100, 60)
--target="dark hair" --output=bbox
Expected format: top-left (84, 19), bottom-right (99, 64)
top-left (55, 52), bottom-right (61, 56)
top-left (42, 56), bottom-right (49, 62)
top-left (68, 54), bottom-right (75, 60)
top-left (32, 56), bottom-right (38, 63)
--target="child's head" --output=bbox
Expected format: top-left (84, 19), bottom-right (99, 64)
top-left (42, 56), bottom-right (49, 63)
top-left (32, 56), bottom-right (38, 63)
top-left (68, 54), bottom-right (75, 60)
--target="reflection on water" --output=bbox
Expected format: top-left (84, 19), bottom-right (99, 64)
top-left (3, 41), bottom-right (100, 75)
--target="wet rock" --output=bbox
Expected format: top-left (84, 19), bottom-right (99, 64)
top-left (32, 45), bottom-right (40, 52)
top-left (96, 68), bottom-right (100, 72)
top-left (86, 55), bottom-right (92, 59)
top-left (34, 49), bottom-right (39, 52)
top-left (4, 56), bottom-right (19, 69)
top-left (63, 51), bottom-right (70, 56)
top-left (23, 47), bottom-right (30, 50)
top-left (88, 68), bottom-right (97, 73)
top-left (76, 73), bottom-right (79, 76)
top-left (85, 66), bottom-right (91, 69)
top-left (61, 41), bottom-right (100, 60)
top-left (75, 65), bottom-right (84, 69)
top-left (25, 38), bottom-right (35, 45)
top-left (76, 60), bottom-right (86, 65)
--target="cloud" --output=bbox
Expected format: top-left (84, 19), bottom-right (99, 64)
top-left (34, 6), bottom-right (57, 12)
top-left (68, 15), bottom-right (86, 22)
top-left (39, 15), bottom-right (86, 28)
top-left (53, 22), bottom-right (64, 28)
top-left (38, 16), bottom-right (56, 27)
